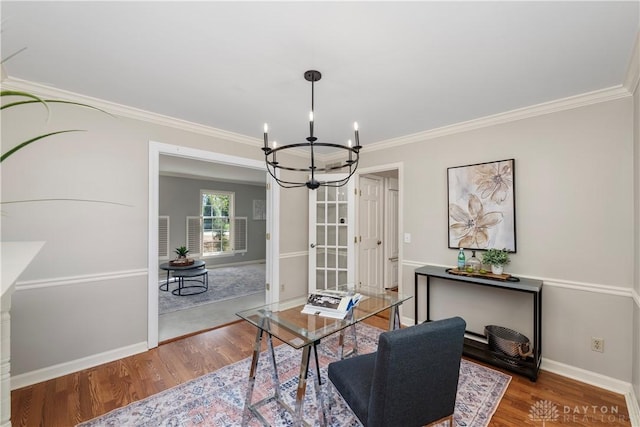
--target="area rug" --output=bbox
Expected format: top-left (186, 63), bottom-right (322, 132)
top-left (78, 324), bottom-right (511, 427)
top-left (159, 264), bottom-right (265, 315)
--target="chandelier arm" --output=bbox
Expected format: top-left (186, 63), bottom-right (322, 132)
top-left (265, 163), bottom-right (308, 188)
top-left (261, 69), bottom-right (361, 190)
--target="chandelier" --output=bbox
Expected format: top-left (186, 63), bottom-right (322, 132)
top-left (261, 70), bottom-right (362, 190)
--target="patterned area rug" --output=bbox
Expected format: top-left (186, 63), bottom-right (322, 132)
top-left (78, 324), bottom-right (511, 427)
top-left (159, 263), bottom-right (265, 315)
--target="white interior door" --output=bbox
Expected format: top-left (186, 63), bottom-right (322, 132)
top-left (358, 175), bottom-right (384, 291)
top-left (308, 175), bottom-right (355, 293)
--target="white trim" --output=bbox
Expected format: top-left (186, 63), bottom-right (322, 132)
top-left (624, 31), bottom-right (640, 94)
top-left (148, 141), bottom-right (278, 348)
top-left (365, 86), bottom-right (631, 153)
top-left (624, 387), bottom-right (640, 427)
top-left (626, 388), bottom-right (640, 427)
top-left (355, 162), bottom-right (404, 296)
top-left (11, 341), bottom-right (147, 390)
top-left (280, 251), bottom-right (308, 260)
top-left (404, 260), bottom-right (635, 300)
top-left (632, 289), bottom-right (640, 308)
top-left (15, 269), bottom-right (147, 291)
top-left (2, 78), bottom-right (259, 148)
top-left (203, 259), bottom-right (266, 269)
top-left (542, 358), bottom-right (632, 395)
top-left (3, 77), bottom-right (633, 165)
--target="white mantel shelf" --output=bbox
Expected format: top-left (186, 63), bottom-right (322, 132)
top-left (1, 241), bottom-right (45, 297)
top-left (1, 241), bottom-right (44, 427)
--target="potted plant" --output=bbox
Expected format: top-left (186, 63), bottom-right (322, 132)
top-left (481, 248), bottom-right (510, 275)
top-left (174, 246), bottom-right (190, 259)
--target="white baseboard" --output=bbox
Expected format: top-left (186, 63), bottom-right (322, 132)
top-left (625, 388), bottom-right (640, 427)
top-left (11, 341), bottom-right (148, 390)
top-left (541, 357), bottom-right (633, 395)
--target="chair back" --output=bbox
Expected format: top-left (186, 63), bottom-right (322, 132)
top-left (367, 316), bottom-right (466, 427)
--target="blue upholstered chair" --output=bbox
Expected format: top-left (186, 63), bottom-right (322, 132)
top-left (327, 316), bottom-right (466, 427)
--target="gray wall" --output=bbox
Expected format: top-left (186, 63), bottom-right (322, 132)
top-left (365, 96), bottom-right (635, 383)
top-left (159, 175), bottom-right (266, 266)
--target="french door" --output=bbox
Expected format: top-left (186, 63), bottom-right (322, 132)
top-left (308, 175), bottom-right (355, 293)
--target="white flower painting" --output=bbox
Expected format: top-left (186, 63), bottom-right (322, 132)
top-left (447, 159), bottom-right (516, 251)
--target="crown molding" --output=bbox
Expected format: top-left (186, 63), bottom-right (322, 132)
top-left (1, 77), bottom-right (264, 147)
top-left (365, 85), bottom-right (631, 154)
top-left (4, 76), bottom-right (632, 162)
top-left (624, 31), bottom-right (640, 94)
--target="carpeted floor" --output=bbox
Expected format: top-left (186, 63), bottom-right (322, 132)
top-left (159, 263), bottom-right (265, 315)
top-left (78, 323), bottom-right (511, 427)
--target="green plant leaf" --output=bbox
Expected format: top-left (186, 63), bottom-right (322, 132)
top-left (1, 90), bottom-right (49, 114)
top-left (1, 97), bottom-right (112, 117)
top-left (1, 130), bottom-right (84, 162)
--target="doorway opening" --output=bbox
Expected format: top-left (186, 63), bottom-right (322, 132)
top-left (356, 165), bottom-right (402, 294)
top-left (148, 142), bottom-right (279, 348)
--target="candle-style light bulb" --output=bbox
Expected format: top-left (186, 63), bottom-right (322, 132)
top-left (353, 122), bottom-right (358, 131)
top-left (272, 141), bottom-right (277, 163)
top-left (263, 123), bottom-right (269, 148)
top-left (347, 139), bottom-right (353, 162)
top-left (353, 122), bottom-right (360, 147)
top-left (309, 111), bottom-right (314, 138)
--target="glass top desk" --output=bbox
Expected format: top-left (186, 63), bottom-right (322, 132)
top-left (236, 288), bottom-right (411, 427)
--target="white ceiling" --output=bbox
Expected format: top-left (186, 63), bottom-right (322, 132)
top-left (2, 1), bottom-right (639, 160)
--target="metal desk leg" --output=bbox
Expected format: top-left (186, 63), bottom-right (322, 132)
top-left (294, 345), bottom-right (312, 426)
top-left (389, 302), bottom-right (402, 330)
top-left (242, 326), bottom-right (264, 426)
top-left (265, 332), bottom-right (281, 401)
top-left (414, 272), bottom-right (419, 325)
top-left (312, 342), bottom-right (327, 427)
top-left (338, 312), bottom-right (358, 360)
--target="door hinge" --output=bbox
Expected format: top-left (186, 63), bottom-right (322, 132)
top-left (359, 236), bottom-right (362, 242)
top-left (266, 183), bottom-right (270, 190)
top-left (354, 236), bottom-right (358, 244)
top-left (354, 188), bottom-right (358, 195)
top-left (266, 233), bottom-right (271, 240)
top-left (266, 282), bottom-right (270, 291)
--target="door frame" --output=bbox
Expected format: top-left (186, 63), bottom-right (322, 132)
top-left (355, 162), bottom-right (403, 294)
top-left (147, 141), bottom-right (279, 348)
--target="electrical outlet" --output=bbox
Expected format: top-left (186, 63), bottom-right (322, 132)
top-left (280, 283), bottom-right (285, 291)
top-left (591, 337), bottom-right (604, 353)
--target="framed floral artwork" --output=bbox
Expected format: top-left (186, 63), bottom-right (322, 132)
top-left (447, 158), bottom-right (516, 252)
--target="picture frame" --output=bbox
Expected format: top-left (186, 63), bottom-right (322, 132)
top-left (253, 199), bottom-right (266, 220)
top-left (447, 158), bottom-right (516, 252)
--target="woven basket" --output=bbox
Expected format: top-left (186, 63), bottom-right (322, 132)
top-left (485, 325), bottom-right (531, 359)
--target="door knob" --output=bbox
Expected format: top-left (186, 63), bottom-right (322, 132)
top-left (377, 240), bottom-right (382, 245)
top-left (310, 243), bottom-right (316, 248)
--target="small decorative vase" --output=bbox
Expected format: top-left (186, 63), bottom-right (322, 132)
top-left (491, 265), bottom-right (504, 275)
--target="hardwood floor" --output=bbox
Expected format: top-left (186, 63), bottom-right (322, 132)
top-left (11, 316), bottom-right (632, 426)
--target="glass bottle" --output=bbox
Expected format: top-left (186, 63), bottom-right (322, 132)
top-left (467, 250), bottom-right (481, 272)
top-left (457, 248), bottom-right (466, 270)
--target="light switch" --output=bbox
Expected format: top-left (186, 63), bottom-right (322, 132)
top-left (404, 233), bottom-right (411, 243)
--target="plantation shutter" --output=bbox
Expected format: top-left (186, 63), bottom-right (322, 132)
top-left (186, 216), bottom-right (202, 257)
top-left (234, 217), bottom-right (248, 253)
top-left (158, 216), bottom-right (170, 260)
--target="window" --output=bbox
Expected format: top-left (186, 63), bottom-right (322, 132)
top-left (201, 190), bottom-right (234, 256)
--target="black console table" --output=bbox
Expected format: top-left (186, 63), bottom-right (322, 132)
top-left (414, 265), bottom-right (543, 381)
